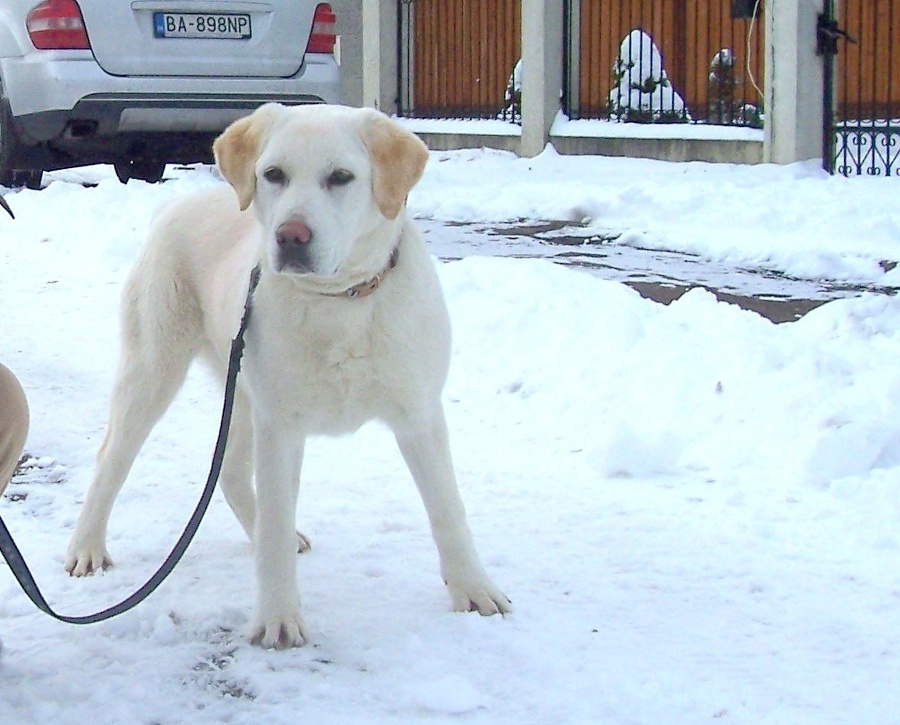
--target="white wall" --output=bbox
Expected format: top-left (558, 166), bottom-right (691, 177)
top-left (359, 0), bottom-right (397, 113)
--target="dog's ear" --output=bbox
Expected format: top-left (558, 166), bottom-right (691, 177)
top-left (214, 103), bottom-right (282, 211)
top-left (357, 110), bottom-right (429, 220)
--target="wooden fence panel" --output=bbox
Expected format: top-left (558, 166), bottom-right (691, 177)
top-left (576, 0), bottom-right (765, 123)
top-left (683, 1), bottom-right (764, 119)
top-left (408, 0), bottom-right (521, 118)
top-left (838, 1), bottom-right (900, 120)
top-left (401, 0), bottom-right (900, 130)
top-left (403, 0), bottom-right (772, 125)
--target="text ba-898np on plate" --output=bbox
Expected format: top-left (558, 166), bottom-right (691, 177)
top-left (153, 13), bottom-right (252, 40)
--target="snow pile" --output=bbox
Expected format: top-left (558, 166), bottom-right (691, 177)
top-left (410, 147), bottom-right (900, 286)
top-left (444, 256), bottom-right (900, 488)
top-left (2, 156), bottom-right (900, 721)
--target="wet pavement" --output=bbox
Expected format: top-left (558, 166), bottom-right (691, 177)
top-left (419, 219), bottom-right (896, 323)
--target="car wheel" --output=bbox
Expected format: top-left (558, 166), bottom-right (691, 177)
top-left (0, 99), bottom-right (42, 189)
top-left (114, 159), bottom-right (166, 184)
top-left (0, 102), bottom-right (16, 187)
top-left (10, 170), bottom-right (42, 189)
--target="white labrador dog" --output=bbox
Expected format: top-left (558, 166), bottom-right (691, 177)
top-left (65, 103), bottom-right (510, 648)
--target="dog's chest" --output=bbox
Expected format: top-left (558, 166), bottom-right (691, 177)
top-left (246, 305), bottom-right (396, 432)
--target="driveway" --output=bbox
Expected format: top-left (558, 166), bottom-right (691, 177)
top-left (420, 220), bottom-right (892, 323)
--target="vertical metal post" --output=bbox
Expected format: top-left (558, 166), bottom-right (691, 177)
top-left (821, 0), bottom-right (836, 173)
top-left (888, 0), bottom-right (896, 175)
top-left (564, 0), bottom-right (581, 119)
top-left (397, 0), bottom-right (413, 117)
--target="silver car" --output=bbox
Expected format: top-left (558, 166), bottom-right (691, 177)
top-left (0, 0), bottom-right (342, 186)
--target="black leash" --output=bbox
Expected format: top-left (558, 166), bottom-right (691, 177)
top-left (1, 195), bottom-right (14, 220)
top-left (0, 265), bottom-right (261, 624)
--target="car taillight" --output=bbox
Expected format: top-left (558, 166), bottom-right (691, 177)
top-left (27, 0), bottom-right (90, 50)
top-left (305, 3), bottom-right (336, 55)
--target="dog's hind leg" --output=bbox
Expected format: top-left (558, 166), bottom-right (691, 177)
top-left (217, 389), bottom-right (256, 540)
top-left (65, 273), bottom-right (199, 576)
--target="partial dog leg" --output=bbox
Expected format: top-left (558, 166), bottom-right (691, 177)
top-left (217, 389), bottom-right (311, 553)
top-left (248, 418), bottom-right (308, 648)
top-left (65, 344), bottom-right (195, 575)
top-left (394, 404), bottom-right (511, 615)
top-left (66, 273), bottom-right (199, 576)
top-left (216, 388), bottom-right (256, 540)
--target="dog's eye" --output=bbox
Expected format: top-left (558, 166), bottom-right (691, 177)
top-left (263, 166), bottom-right (287, 185)
top-left (326, 168), bottom-right (355, 188)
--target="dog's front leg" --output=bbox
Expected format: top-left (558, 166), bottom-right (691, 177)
top-left (395, 405), bottom-right (511, 616)
top-left (249, 418), bottom-right (308, 649)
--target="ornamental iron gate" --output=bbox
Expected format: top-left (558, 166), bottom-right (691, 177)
top-left (824, 0), bottom-right (900, 175)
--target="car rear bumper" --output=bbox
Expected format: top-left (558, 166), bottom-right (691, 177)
top-left (0, 51), bottom-right (342, 140)
top-left (13, 92), bottom-right (334, 145)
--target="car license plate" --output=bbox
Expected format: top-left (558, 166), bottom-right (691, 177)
top-left (153, 12), bottom-right (251, 40)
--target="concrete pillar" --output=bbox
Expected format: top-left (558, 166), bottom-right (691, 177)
top-left (520, 0), bottom-right (564, 157)
top-left (361, 0), bottom-right (398, 113)
top-left (764, 0), bottom-right (826, 163)
top-left (332, 0), bottom-right (363, 107)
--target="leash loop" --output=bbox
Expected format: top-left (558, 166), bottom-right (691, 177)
top-left (0, 265), bottom-right (261, 624)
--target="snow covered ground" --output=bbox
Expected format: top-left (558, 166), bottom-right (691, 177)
top-left (2, 150), bottom-right (900, 723)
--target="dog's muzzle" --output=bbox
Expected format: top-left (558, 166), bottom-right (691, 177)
top-left (275, 220), bottom-right (315, 274)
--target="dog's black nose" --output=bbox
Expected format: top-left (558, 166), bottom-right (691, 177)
top-left (276, 221), bottom-right (312, 247)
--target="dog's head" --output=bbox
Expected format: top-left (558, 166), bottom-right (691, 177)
top-left (213, 103), bottom-right (428, 279)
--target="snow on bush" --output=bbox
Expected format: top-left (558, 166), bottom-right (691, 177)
top-left (708, 47), bottom-right (763, 127)
top-left (607, 29), bottom-right (689, 123)
top-left (503, 58), bottom-right (522, 122)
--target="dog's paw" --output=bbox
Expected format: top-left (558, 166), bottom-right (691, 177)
top-left (446, 576), bottom-right (512, 616)
top-left (64, 545), bottom-right (113, 577)
top-left (249, 613), bottom-right (309, 649)
top-left (296, 530), bottom-right (311, 554)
